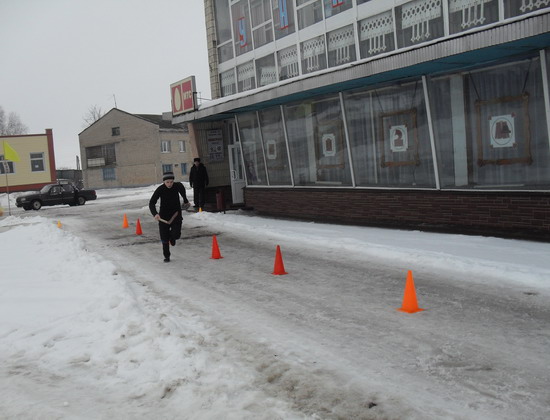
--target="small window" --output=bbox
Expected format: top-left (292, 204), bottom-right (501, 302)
top-left (161, 141), bottom-right (172, 153)
top-left (103, 167), bottom-right (116, 180)
top-left (112, 127), bottom-right (120, 136)
top-left (30, 152), bottom-right (45, 172)
top-left (162, 164), bottom-right (173, 174)
top-left (179, 140), bottom-right (186, 152)
top-left (181, 163), bottom-right (188, 175)
top-left (0, 156), bottom-right (14, 174)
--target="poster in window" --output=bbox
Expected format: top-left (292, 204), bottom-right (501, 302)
top-left (389, 125), bottom-right (408, 152)
top-left (322, 133), bottom-right (336, 157)
top-left (476, 93), bottom-right (532, 166)
top-left (316, 121), bottom-right (344, 169)
top-left (490, 114), bottom-right (516, 148)
top-left (207, 129), bottom-right (224, 162)
top-left (238, 18), bottom-right (247, 47)
top-left (279, 0), bottom-right (289, 29)
top-left (266, 139), bottom-right (277, 160)
top-left (379, 108), bottom-right (420, 167)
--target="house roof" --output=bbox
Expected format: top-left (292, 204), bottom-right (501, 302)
top-left (79, 108), bottom-right (183, 135)
top-left (134, 114), bottom-right (182, 130)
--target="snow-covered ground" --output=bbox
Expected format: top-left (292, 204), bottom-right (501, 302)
top-left (0, 186), bottom-right (549, 419)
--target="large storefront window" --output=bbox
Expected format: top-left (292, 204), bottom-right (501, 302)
top-left (258, 107), bottom-right (292, 185)
top-left (284, 94), bottom-right (352, 186)
top-left (237, 113), bottom-right (267, 185)
top-left (429, 56), bottom-right (550, 189)
top-left (343, 80), bottom-right (435, 187)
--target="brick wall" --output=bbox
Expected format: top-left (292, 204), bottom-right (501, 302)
top-left (244, 188), bottom-right (550, 241)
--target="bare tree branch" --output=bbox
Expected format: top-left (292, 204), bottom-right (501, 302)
top-left (82, 105), bottom-right (105, 128)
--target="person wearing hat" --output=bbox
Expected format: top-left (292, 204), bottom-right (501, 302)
top-left (149, 171), bottom-right (190, 262)
top-left (189, 157), bottom-right (209, 210)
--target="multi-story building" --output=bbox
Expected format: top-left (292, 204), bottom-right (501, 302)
top-left (1, 129), bottom-right (56, 193)
top-left (174, 0), bottom-right (550, 239)
top-left (79, 108), bottom-right (194, 189)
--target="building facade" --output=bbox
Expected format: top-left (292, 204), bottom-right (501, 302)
top-left (79, 109), bottom-right (194, 189)
top-left (175, 0), bottom-right (550, 240)
top-left (0, 129), bottom-right (56, 193)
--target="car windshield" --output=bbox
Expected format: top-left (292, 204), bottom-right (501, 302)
top-left (40, 185), bottom-right (51, 194)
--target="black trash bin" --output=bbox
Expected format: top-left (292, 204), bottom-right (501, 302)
top-left (216, 189), bottom-right (226, 213)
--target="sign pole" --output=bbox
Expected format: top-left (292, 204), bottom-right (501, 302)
top-left (2, 160), bottom-right (11, 216)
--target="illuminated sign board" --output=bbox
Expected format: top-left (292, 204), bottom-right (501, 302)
top-left (170, 76), bottom-right (196, 116)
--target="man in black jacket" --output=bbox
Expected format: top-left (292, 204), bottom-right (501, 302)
top-left (149, 171), bottom-right (190, 262)
top-left (189, 157), bottom-right (209, 210)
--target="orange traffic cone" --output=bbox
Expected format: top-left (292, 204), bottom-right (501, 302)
top-left (57, 220), bottom-right (62, 228)
top-left (136, 218), bottom-right (143, 235)
top-left (210, 235), bottom-right (223, 259)
top-left (272, 245), bottom-right (288, 275)
top-left (397, 270), bottom-right (424, 313)
top-left (122, 213), bottom-right (129, 228)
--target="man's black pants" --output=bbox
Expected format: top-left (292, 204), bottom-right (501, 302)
top-left (158, 218), bottom-right (182, 259)
top-left (193, 187), bottom-right (206, 208)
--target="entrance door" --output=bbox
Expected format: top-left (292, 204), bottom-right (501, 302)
top-left (228, 144), bottom-right (245, 204)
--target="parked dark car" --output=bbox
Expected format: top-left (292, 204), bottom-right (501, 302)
top-left (16, 183), bottom-right (97, 210)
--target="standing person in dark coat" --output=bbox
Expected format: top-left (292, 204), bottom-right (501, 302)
top-left (149, 171), bottom-right (190, 262)
top-left (189, 157), bottom-right (209, 210)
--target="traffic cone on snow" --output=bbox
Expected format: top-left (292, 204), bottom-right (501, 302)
top-left (122, 213), bottom-right (129, 228)
top-left (397, 270), bottom-right (424, 313)
top-left (57, 220), bottom-right (62, 228)
top-left (272, 245), bottom-right (288, 275)
top-left (135, 218), bottom-right (143, 235)
top-left (210, 235), bottom-right (223, 259)
top-left (199, 207), bottom-right (203, 212)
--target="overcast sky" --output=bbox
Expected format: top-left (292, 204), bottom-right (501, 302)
top-left (0, 0), bottom-right (211, 168)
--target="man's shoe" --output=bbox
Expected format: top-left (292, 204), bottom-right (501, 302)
top-left (170, 239), bottom-right (176, 246)
top-left (164, 257), bottom-right (170, 263)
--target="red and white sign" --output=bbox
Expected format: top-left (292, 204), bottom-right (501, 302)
top-left (170, 76), bottom-right (196, 116)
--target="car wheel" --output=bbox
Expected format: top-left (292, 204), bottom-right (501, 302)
top-left (77, 196), bottom-right (86, 205)
top-left (31, 200), bottom-right (42, 210)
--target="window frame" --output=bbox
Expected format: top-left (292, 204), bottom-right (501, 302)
top-left (30, 152), bottom-right (45, 172)
top-left (161, 140), bottom-right (172, 153)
